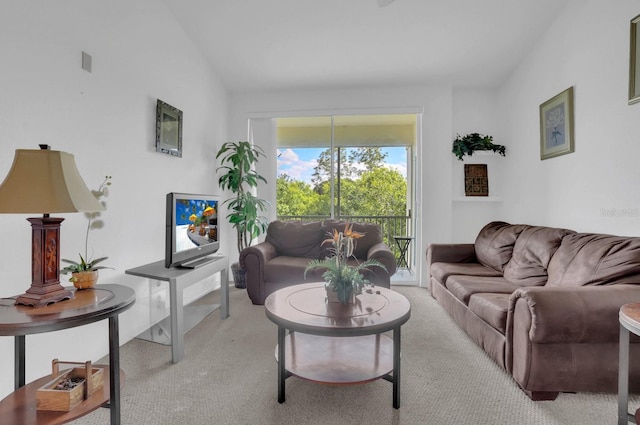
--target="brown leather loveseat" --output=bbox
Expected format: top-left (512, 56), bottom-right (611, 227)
top-left (240, 220), bottom-right (397, 305)
top-left (427, 221), bottom-right (640, 400)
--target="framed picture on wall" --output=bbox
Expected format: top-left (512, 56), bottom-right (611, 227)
top-left (629, 14), bottom-right (640, 105)
top-left (539, 86), bottom-right (574, 160)
top-left (156, 99), bottom-right (183, 157)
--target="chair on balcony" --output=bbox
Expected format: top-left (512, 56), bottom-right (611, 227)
top-left (239, 219), bottom-right (397, 305)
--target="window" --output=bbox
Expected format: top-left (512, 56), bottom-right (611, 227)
top-left (276, 114), bottom-right (416, 261)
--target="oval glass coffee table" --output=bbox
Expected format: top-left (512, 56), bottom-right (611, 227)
top-left (264, 282), bottom-right (411, 409)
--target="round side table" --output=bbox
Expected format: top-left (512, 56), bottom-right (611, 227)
top-left (0, 284), bottom-right (135, 425)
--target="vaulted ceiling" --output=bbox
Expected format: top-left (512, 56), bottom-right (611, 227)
top-left (163, 0), bottom-right (571, 94)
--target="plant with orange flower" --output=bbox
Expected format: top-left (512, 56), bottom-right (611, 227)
top-left (304, 222), bottom-right (386, 303)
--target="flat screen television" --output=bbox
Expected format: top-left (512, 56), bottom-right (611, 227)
top-left (165, 192), bottom-right (220, 268)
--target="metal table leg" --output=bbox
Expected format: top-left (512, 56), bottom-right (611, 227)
top-left (619, 324), bottom-right (634, 425)
top-left (14, 335), bottom-right (25, 390)
top-left (393, 326), bottom-right (401, 409)
top-left (221, 267), bottom-right (229, 319)
top-left (169, 277), bottom-right (184, 363)
top-left (13, 335), bottom-right (26, 390)
top-left (277, 326), bottom-right (286, 403)
top-left (109, 315), bottom-right (121, 425)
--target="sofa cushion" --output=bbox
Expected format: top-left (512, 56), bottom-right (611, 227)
top-left (446, 275), bottom-right (519, 305)
top-left (474, 221), bottom-right (529, 272)
top-left (503, 226), bottom-right (575, 286)
top-left (430, 262), bottom-right (502, 285)
top-left (265, 220), bottom-right (325, 259)
top-left (323, 220), bottom-right (383, 259)
top-left (547, 233), bottom-right (640, 287)
top-left (468, 293), bottom-right (511, 334)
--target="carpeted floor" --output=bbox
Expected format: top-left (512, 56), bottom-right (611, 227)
top-left (72, 285), bottom-right (638, 425)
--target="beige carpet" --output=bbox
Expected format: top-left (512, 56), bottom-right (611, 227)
top-left (72, 286), bottom-right (638, 425)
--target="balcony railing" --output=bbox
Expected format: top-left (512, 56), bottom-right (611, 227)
top-left (277, 214), bottom-right (413, 266)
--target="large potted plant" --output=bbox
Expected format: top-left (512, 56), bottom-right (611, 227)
top-left (61, 176), bottom-right (113, 289)
top-left (216, 141), bottom-right (270, 288)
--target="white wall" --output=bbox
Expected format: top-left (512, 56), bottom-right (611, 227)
top-left (0, 0), bottom-right (228, 399)
top-left (451, 88), bottom-right (507, 241)
top-left (499, 0), bottom-right (640, 235)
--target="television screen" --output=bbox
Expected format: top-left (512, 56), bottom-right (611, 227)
top-left (166, 193), bottom-right (220, 268)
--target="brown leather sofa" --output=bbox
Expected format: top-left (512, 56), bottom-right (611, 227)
top-left (427, 221), bottom-right (640, 400)
top-left (240, 220), bottom-right (397, 305)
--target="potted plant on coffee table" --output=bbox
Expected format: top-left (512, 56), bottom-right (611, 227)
top-left (61, 176), bottom-right (113, 289)
top-left (304, 222), bottom-right (386, 304)
top-left (216, 141), bottom-right (270, 288)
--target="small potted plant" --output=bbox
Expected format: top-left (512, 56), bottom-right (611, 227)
top-left (304, 222), bottom-right (386, 304)
top-left (216, 141), bottom-right (270, 288)
top-left (61, 176), bottom-right (113, 289)
top-left (452, 133), bottom-right (506, 160)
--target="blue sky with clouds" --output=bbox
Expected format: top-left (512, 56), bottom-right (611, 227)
top-left (277, 147), bottom-right (407, 184)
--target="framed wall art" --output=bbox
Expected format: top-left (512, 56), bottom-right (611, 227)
top-left (156, 99), bottom-right (183, 157)
top-left (539, 86), bottom-right (574, 160)
top-left (630, 13), bottom-right (640, 105)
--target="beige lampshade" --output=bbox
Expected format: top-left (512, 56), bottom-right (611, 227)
top-left (0, 147), bottom-right (105, 214)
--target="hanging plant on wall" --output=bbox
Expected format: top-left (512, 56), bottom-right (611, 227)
top-left (452, 133), bottom-right (506, 160)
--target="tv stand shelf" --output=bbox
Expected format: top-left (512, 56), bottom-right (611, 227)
top-left (125, 255), bottom-right (229, 364)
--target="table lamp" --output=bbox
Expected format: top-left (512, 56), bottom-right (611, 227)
top-left (0, 145), bottom-right (105, 307)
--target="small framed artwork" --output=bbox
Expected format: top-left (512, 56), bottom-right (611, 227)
top-left (156, 99), bottom-right (183, 157)
top-left (539, 86), bottom-right (574, 160)
top-left (629, 14), bottom-right (640, 105)
top-left (464, 164), bottom-right (488, 196)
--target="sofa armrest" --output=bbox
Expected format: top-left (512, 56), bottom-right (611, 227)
top-left (367, 241), bottom-right (397, 277)
top-left (239, 241), bottom-right (277, 270)
top-left (426, 243), bottom-right (477, 266)
top-left (426, 243), bottom-right (477, 283)
top-left (240, 241), bottom-right (278, 304)
top-left (506, 284), bottom-right (640, 395)
top-left (507, 284), bottom-right (640, 345)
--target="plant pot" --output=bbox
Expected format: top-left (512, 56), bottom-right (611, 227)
top-left (70, 271), bottom-right (98, 290)
top-left (326, 284), bottom-right (355, 304)
top-left (231, 262), bottom-right (246, 289)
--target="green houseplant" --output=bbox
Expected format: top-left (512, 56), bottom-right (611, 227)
top-left (304, 223), bottom-right (386, 304)
top-left (452, 133), bottom-right (506, 160)
top-left (216, 141), bottom-right (270, 288)
top-left (61, 176), bottom-right (113, 289)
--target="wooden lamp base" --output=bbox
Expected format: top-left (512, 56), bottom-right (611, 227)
top-left (14, 285), bottom-right (74, 307)
top-left (14, 216), bottom-right (74, 307)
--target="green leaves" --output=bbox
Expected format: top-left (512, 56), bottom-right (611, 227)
top-left (452, 133), bottom-right (506, 161)
top-left (277, 166), bottom-right (406, 218)
top-left (61, 254), bottom-right (112, 274)
top-left (216, 141), bottom-right (270, 254)
top-left (304, 228), bottom-right (387, 303)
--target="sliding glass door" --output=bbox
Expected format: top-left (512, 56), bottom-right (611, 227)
top-left (275, 113), bottom-right (416, 267)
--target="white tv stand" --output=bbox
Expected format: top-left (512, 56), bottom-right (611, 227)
top-left (125, 255), bottom-right (229, 363)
